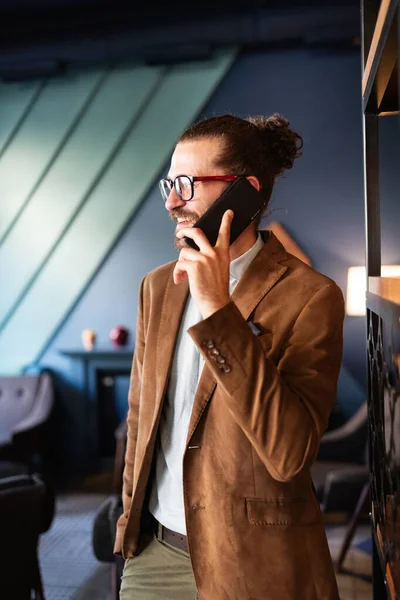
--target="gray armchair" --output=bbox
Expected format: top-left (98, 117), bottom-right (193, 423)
top-left (0, 371), bottom-right (54, 471)
top-left (311, 398), bottom-right (370, 575)
top-left (0, 473), bottom-right (47, 599)
top-left (92, 420), bottom-right (126, 600)
top-left (0, 371), bottom-right (53, 429)
top-left (0, 370), bottom-right (56, 597)
top-left (311, 400), bottom-right (368, 513)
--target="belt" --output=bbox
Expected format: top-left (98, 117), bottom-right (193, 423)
top-left (154, 518), bottom-right (189, 553)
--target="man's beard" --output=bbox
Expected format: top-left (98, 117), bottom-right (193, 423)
top-left (170, 208), bottom-right (201, 251)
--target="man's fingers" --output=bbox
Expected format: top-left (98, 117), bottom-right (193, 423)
top-left (176, 226), bottom-right (211, 252)
top-left (179, 247), bottom-right (202, 262)
top-left (173, 261), bottom-right (188, 284)
top-left (215, 210), bottom-right (234, 249)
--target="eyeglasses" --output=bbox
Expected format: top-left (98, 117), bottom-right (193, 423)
top-left (159, 175), bottom-right (238, 203)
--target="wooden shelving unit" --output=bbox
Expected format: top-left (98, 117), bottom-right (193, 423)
top-left (369, 276), bottom-right (400, 302)
top-left (362, 1), bottom-right (400, 599)
top-left (362, 0), bottom-right (400, 280)
top-left (363, 0), bottom-right (399, 115)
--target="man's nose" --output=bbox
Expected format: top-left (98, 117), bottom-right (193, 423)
top-left (165, 187), bottom-right (186, 212)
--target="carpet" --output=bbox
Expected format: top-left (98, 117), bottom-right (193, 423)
top-left (39, 493), bottom-right (111, 600)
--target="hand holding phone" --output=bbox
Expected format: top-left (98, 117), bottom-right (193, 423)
top-left (184, 177), bottom-right (266, 251)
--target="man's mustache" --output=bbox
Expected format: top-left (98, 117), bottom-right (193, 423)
top-left (170, 210), bottom-right (199, 223)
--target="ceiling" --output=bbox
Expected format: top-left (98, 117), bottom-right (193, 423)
top-left (0, 0), bottom-right (361, 79)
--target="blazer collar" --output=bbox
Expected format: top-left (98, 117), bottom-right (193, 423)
top-left (231, 230), bottom-right (289, 321)
top-left (154, 269), bottom-right (189, 408)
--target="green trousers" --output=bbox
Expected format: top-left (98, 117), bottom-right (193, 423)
top-left (120, 529), bottom-right (200, 600)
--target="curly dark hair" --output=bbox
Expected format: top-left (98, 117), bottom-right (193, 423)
top-left (178, 113), bottom-right (303, 226)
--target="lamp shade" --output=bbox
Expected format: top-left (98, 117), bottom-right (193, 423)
top-left (346, 265), bottom-right (400, 316)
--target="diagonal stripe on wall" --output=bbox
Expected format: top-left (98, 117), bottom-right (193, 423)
top-left (0, 49), bottom-right (236, 374)
top-left (0, 70), bottom-right (104, 241)
top-left (0, 65), bottom-right (164, 330)
top-left (0, 79), bottom-right (43, 156)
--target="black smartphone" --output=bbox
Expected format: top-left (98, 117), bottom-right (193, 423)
top-left (184, 176), bottom-right (267, 251)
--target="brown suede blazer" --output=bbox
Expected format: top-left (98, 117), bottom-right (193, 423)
top-left (114, 230), bottom-right (345, 600)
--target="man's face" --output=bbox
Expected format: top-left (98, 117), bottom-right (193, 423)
top-left (165, 139), bottom-right (231, 250)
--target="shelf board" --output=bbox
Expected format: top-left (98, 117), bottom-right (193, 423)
top-left (362, 0), bottom-right (399, 113)
top-left (59, 348), bottom-right (134, 360)
top-left (379, 110), bottom-right (400, 116)
top-left (377, 56), bottom-right (399, 114)
top-left (368, 276), bottom-right (400, 303)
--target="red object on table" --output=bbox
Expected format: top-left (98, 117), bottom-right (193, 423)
top-left (109, 326), bottom-right (129, 347)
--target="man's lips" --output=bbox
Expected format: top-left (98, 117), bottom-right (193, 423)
top-left (176, 221), bottom-right (193, 230)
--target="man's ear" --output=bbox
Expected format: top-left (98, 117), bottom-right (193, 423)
top-left (246, 176), bottom-right (261, 192)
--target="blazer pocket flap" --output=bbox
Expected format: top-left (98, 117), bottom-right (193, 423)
top-left (246, 497), bottom-right (320, 526)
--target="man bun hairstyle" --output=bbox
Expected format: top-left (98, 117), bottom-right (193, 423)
top-left (178, 113), bottom-right (303, 222)
top-left (247, 113), bottom-right (303, 177)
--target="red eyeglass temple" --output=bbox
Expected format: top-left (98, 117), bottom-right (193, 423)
top-left (192, 176), bottom-right (238, 182)
top-left (192, 176), bottom-right (262, 190)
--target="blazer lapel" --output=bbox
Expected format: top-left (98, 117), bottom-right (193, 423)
top-left (153, 269), bottom-right (189, 427)
top-left (231, 230), bottom-right (288, 320)
top-left (186, 231), bottom-right (289, 443)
